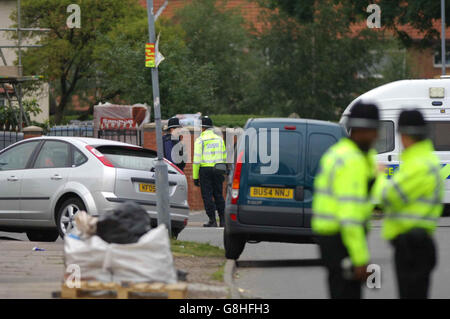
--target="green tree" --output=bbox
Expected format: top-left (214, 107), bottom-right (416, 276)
top-left (263, 0), bottom-right (450, 48)
top-left (93, 17), bottom-right (218, 118)
top-left (175, 0), bottom-right (258, 114)
top-left (10, 0), bottom-right (143, 124)
top-left (250, 0), bottom-right (401, 120)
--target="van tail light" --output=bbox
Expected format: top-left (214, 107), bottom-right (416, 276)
top-left (284, 125), bottom-right (296, 130)
top-left (86, 145), bottom-right (114, 167)
top-left (231, 151), bottom-right (244, 205)
top-left (163, 158), bottom-right (185, 175)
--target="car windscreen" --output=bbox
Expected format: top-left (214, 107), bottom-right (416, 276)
top-left (95, 145), bottom-right (157, 171)
top-left (429, 121), bottom-right (450, 151)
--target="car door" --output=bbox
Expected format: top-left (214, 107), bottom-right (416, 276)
top-left (19, 140), bottom-right (71, 220)
top-left (0, 140), bottom-right (41, 220)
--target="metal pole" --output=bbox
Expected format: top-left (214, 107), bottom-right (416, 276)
top-left (442, 0), bottom-right (446, 76)
top-left (146, 0), bottom-right (171, 236)
top-left (17, 0), bottom-right (23, 131)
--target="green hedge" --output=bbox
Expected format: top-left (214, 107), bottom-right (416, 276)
top-left (209, 114), bottom-right (272, 128)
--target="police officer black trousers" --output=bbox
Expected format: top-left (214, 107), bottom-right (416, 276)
top-left (317, 234), bottom-right (362, 299)
top-left (392, 228), bottom-right (436, 299)
top-left (199, 167), bottom-right (225, 226)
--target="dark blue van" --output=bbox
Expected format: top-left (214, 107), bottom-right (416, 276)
top-left (224, 118), bottom-right (347, 259)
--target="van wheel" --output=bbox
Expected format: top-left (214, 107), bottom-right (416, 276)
top-left (224, 231), bottom-right (245, 260)
top-left (26, 230), bottom-right (59, 242)
top-left (56, 197), bottom-right (86, 238)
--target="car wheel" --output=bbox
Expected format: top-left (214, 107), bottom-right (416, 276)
top-left (26, 229), bottom-right (59, 242)
top-left (224, 230), bottom-right (245, 260)
top-left (56, 197), bottom-right (86, 238)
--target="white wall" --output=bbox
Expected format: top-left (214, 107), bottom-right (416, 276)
top-left (0, 0), bottom-right (49, 124)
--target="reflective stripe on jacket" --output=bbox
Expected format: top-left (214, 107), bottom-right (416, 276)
top-left (192, 129), bottom-right (227, 180)
top-left (372, 139), bottom-right (444, 240)
top-left (312, 138), bottom-right (376, 266)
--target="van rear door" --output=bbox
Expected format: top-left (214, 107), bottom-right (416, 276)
top-left (238, 122), bottom-right (306, 227)
top-left (304, 122), bottom-right (345, 227)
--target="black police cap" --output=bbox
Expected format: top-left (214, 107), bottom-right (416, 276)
top-left (167, 117), bottom-right (181, 129)
top-left (398, 109), bottom-right (428, 135)
top-left (201, 116), bottom-right (213, 128)
top-left (347, 100), bottom-right (380, 129)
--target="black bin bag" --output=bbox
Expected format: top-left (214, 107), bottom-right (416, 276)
top-left (96, 201), bottom-right (151, 244)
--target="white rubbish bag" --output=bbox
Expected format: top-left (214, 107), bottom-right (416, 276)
top-left (64, 234), bottom-right (112, 282)
top-left (64, 225), bottom-right (177, 284)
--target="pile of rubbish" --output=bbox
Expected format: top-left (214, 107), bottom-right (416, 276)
top-left (64, 201), bottom-right (178, 284)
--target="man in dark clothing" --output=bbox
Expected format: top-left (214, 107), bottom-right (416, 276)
top-left (163, 117), bottom-right (186, 171)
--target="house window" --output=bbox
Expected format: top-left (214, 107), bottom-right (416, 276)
top-left (433, 48), bottom-right (450, 67)
top-left (0, 96), bottom-right (5, 107)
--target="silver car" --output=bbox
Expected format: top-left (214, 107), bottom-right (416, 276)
top-left (0, 136), bottom-right (189, 241)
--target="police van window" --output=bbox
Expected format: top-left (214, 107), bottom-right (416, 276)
top-left (429, 122), bottom-right (450, 151)
top-left (374, 121), bottom-right (395, 154)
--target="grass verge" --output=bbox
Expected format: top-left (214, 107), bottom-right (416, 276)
top-left (171, 239), bottom-right (224, 257)
top-left (211, 262), bottom-right (225, 282)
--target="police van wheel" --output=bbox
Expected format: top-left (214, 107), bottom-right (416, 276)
top-left (224, 231), bottom-right (245, 260)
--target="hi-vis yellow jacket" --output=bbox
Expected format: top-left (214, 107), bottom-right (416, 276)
top-left (193, 129), bottom-right (226, 180)
top-left (312, 138), bottom-right (376, 267)
top-left (372, 139), bottom-right (444, 240)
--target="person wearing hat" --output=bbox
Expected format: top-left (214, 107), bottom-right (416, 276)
top-left (372, 109), bottom-right (444, 298)
top-left (163, 117), bottom-right (185, 171)
top-left (193, 116), bottom-right (227, 227)
top-left (312, 100), bottom-right (380, 299)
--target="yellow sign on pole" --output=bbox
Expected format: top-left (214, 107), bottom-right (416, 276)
top-left (145, 43), bottom-right (156, 68)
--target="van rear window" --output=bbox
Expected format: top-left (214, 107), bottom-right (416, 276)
top-left (429, 122), bottom-right (450, 151)
top-left (250, 131), bottom-right (301, 175)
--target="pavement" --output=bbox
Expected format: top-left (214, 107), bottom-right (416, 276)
top-left (0, 240), bottom-right (64, 298)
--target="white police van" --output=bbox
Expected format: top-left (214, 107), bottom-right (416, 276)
top-left (340, 78), bottom-right (450, 211)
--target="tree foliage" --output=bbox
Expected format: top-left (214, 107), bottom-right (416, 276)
top-left (10, 0), bottom-right (143, 124)
top-left (175, 0), bottom-right (258, 114)
top-left (250, 0), bottom-right (394, 120)
top-left (261, 0), bottom-right (450, 48)
top-left (94, 17), bottom-right (218, 118)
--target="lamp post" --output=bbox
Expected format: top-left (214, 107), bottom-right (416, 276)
top-left (146, 0), bottom-right (171, 235)
top-left (442, 0), bottom-right (446, 76)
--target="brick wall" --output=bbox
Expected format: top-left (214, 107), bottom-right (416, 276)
top-left (408, 46), bottom-right (450, 79)
top-left (143, 124), bottom-right (231, 211)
